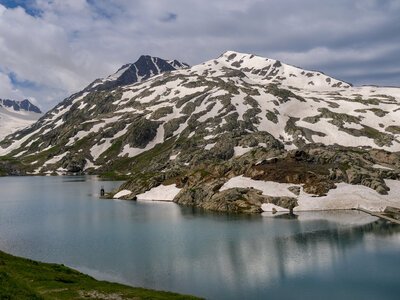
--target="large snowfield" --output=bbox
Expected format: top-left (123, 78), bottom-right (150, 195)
top-left (0, 106), bottom-right (41, 141)
top-left (221, 175), bottom-right (400, 212)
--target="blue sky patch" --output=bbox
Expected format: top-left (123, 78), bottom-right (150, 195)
top-left (0, 0), bottom-right (41, 17)
top-left (9, 72), bottom-right (37, 89)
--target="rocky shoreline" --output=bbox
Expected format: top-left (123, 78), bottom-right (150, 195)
top-left (110, 145), bottom-right (400, 214)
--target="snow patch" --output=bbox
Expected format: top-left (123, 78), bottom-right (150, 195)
top-left (372, 164), bottom-right (394, 170)
top-left (295, 180), bottom-right (400, 212)
top-left (205, 143), bottom-right (216, 150)
top-left (220, 176), bottom-right (298, 197)
top-left (233, 146), bottom-right (252, 157)
top-left (119, 125), bottom-right (165, 158)
top-left (261, 203), bottom-right (290, 212)
top-left (136, 184), bottom-right (181, 201)
top-left (113, 190), bottom-right (132, 199)
top-left (43, 152), bottom-right (69, 167)
top-left (170, 153), bottom-right (179, 160)
top-left (223, 176), bottom-right (400, 212)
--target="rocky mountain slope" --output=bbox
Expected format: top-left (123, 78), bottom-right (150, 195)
top-left (1, 51), bottom-right (400, 213)
top-left (0, 99), bottom-right (42, 141)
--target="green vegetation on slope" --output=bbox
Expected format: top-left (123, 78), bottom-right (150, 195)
top-left (0, 250), bottom-right (201, 300)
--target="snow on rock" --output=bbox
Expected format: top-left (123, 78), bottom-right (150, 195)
top-left (136, 184), bottom-right (181, 201)
top-left (295, 180), bottom-right (400, 212)
top-left (119, 125), bottom-right (165, 158)
top-left (222, 176), bottom-right (400, 212)
top-left (220, 175), bottom-right (298, 197)
top-left (219, 50), bottom-right (351, 91)
top-left (90, 140), bottom-right (113, 161)
top-left (0, 129), bottom-right (40, 156)
top-left (233, 146), bottom-right (253, 157)
top-left (372, 164), bottom-right (394, 170)
top-left (113, 190), bottom-right (132, 199)
top-left (170, 153), bottom-right (179, 160)
top-left (14, 150), bottom-right (27, 157)
top-left (84, 159), bottom-right (99, 170)
top-left (78, 102), bottom-right (88, 110)
top-left (261, 203), bottom-right (290, 212)
top-left (204, 135), bottom-right (216, 140)
top-left (43, 152), bottom-right (69, 166)
top-left (205, 143), bottom-right (216, 150)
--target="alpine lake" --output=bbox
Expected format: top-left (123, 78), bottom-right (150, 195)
top-left (0, 175), bottom-right (399, 299)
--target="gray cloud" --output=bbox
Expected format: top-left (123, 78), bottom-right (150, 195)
top-left (160, 13), bottom-right (177, 22)
top-left (0, 0), bottom-right (399, 111)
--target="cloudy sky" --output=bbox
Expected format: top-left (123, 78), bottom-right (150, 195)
top-left (0, 0), bottom-right (399, 111)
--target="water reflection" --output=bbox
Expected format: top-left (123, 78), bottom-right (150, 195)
top-left (0, 176), bottom-right (399, 299)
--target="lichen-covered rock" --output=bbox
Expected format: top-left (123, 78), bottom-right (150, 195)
top-left (164, 116), bottom-right (188, 139)
top-left (288, 186), bottom-right (301, 196)
top-left (62, 156), bottom-right (86, 173)
top-left (124, 118), bottom-right (160, 148)
top-left (263, 195), bottom-right (298, 210)
top-left (174, 184), bottom-right (262, 214)
top-left (211, 140), bottom-right (235, 160)
top-left (205, 188), bottom-right (263, 213)
top-left (0, 160), bottom-right (24, 176)
top-left (151, 106), bottom-right (173, 120)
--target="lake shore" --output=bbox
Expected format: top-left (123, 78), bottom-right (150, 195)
top-left (2, 176), bottom-right (400, 299)
top-left (112, 176), bottom-right (400, 214)
top-left (0, 249), bottom-right (201, 300)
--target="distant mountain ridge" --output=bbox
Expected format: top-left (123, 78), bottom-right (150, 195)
top-left (0, 99), bottom-right (42, 114)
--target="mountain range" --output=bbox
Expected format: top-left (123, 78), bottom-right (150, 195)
top-left (0, 51), bottom-right (399, 213)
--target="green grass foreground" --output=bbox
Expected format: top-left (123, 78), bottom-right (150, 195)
top-left (0, 250), bottom-right (202, 299)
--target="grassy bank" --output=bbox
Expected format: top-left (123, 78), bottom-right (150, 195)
top-left (0, 250), bottom-right (201, 299)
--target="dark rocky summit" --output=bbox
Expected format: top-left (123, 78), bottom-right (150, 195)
top-left (85, 55), bottom-right (189, 91)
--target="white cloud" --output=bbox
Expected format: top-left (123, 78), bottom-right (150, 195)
top-left (0, 72), bottom-right (24, 99)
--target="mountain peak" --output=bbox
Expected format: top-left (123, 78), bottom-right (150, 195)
top-left (85, 55), bottom-right (189, 91)
top-left (137, 54), bottom-right (155, 61)
top-left (219, 50), bottom-right (262, 60)
top-left (220, 50), bottom-right (245, 56)
top-left (210, 50), bottom-right (352, 90)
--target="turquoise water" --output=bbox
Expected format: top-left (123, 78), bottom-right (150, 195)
top-left (0, 176), bottom-right (400, 299)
